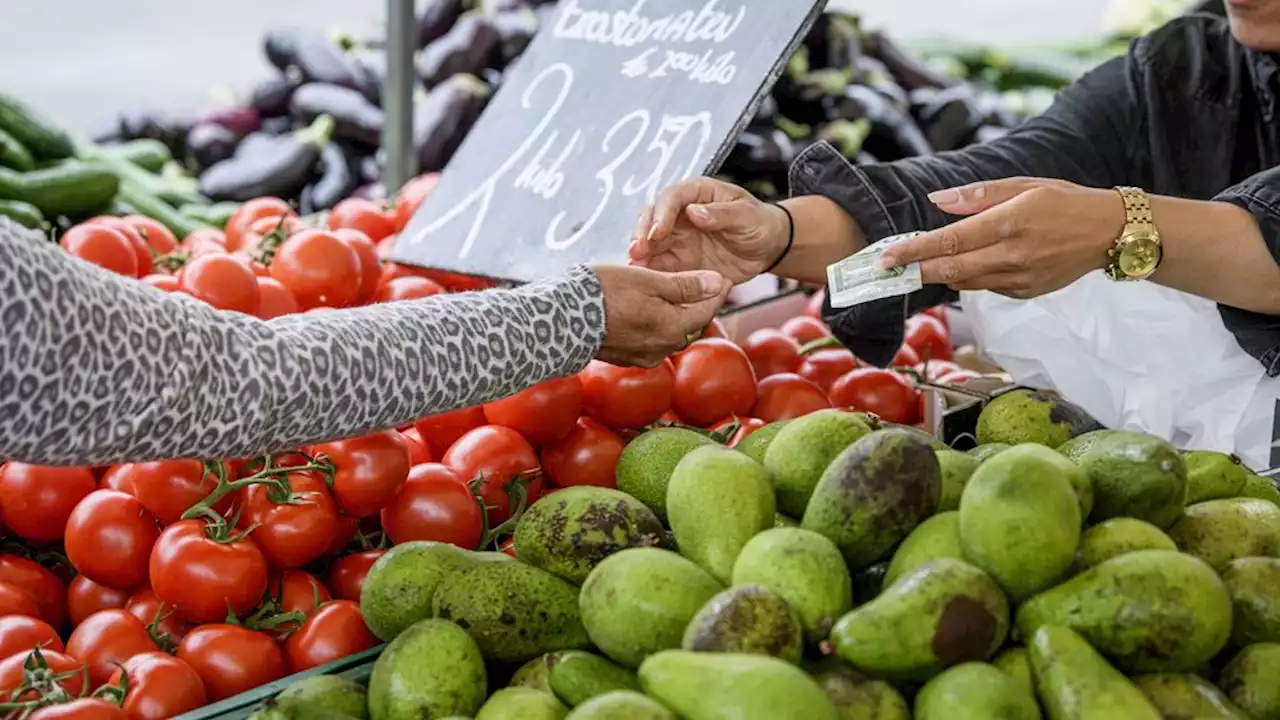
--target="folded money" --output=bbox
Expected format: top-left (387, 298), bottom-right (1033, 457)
top-left (826, 231), bottom-right (925, 309)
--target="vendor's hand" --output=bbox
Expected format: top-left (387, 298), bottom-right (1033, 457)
top-left (591, 264), bottom-right (731, 368)
top-left (628, 177), bottom-right (791, 285)
top-left (877, 178), bottom-right (1126, 299)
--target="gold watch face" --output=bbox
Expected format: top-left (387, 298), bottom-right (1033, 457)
top-left (1117, 233), bottom-right (1162, 278)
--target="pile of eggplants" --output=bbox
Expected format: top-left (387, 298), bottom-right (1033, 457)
top-left (87, 2), bottom-right (1074, 212)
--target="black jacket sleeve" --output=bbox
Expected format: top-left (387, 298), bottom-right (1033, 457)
top-left (1214, 165), bottom-right (1280, 375)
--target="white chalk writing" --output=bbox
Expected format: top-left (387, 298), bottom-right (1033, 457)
top-left (553, 0), bottom-right (746, 48)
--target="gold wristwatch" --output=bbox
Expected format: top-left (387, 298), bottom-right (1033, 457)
top-left (1105, 186), bottom-right (1163, 281)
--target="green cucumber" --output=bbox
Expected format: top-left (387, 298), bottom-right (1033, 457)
top-left (179, 201), bottom-right (241, 229)
top-left (0, 162), bottom-right (119, 218)
top-left (0, 199), bottom-right (47, 230)
top-left (0, 127), bottom-right (35, 172)
top-left (105, 139), bottom-right (172, 172)
top-left (80, 144), bottom-right (206, 207)
top-left (116, 181), bottom-right (210, 239)
top-left (0, 92), bottom-right (75, 160)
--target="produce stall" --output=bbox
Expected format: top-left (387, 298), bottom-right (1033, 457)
top-left (1, 0), bottom-right (1278, 719)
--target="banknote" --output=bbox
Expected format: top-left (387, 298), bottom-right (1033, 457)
top-left (826, 232), bottom-right (925, 309)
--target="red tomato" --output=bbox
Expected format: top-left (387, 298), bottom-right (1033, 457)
top-left (0, 582), bottom-right (41, 619)
top-left (333, 228), bottom-right (382, 303)
top-left (179, 253), bottom-right (261, 315)
top-left (125, 587), bottom-right (190, 646)
top-left (66, 609), bottom-right (160, 688)
top-left (141, 273), bottom-right (180, 292)
top-left (443, 426), bottom-right (541, 524)
top-left (325, 550), bottom-right (385, 602)
top-left (392, 173), bottom-right (440, 230)
top-left (237, 473), bottom-right (338, 570)
top-left (313, 431), bottom-right (411, 518)
top-left (829, 368), bottom-right (920, 425)
top-left (99, 465), bottom-right (133, 492)
top-left (701, 318), bottom-right (728, 339)
top-left (752, 373), bottom-right (832, 422)
top-left (108, 652), bottom-right (207, 720)
top-left (330, 197), bottom-right (396, 243)
top-left (149, 520), bottom-right (269, 623)
top-left (0, 615), bottom-right (63, 658)
top-left (0, 464), bottom-right (96, 543)
top-left (414, 407), bottom-right (487, 456)
top-left (483, 376), bottom-right (583, 446)
top-left (797, 348), bottom-right (860, 393)
top-left (66, 575), bottom-right (130, 626)
top-left (924, 305), bottom-right (950, 328)
top-left (180, 227), bottom-right (227, 254)
top-left (65, 490), bottom-right (159, 590)
top-left (710, 417), bottom-right (767, 448)
top-left (374, 261), bottom-right (433, 291)
top-left (225, 197), bottom-right (292, 252)
top-left (904, 314), bottom-right (953, 362)
top-left (780, 316), bottom-right (831, 344)
top-left (0, 556), bottom-right (67, 629)
top-left (672, 339), bottom-right (758, 426)
top-left (740, 329), bottom-right (803, 378)
top-left (65, 221), bottom-right (141, 277)
top-left (323, 514), bottom-right (361, 557)
top-left (255, 276), bottom-right (300, 319)
top-left (890, 344), bottom-right (921, 368)
top-left (658, 408), bottom-right (686, 424)
top-left (399, 428), bottom-right (432, 465)
top-left (284, 600), bottom-right (378, 672)
top-left (124, 215), bottom-right (179, 254)
top-left (540, 417), bottom-right (624, 489)
top-left (268, 570), bottom-right (332, 620)
top-left (29, 698), bottom-right (127, 720)
top-left (579, 360), bottom-right (675, 430)
top-left (373, 275), bottom-right (444, 303)
top-left (0, 649), bottom-right (87, 699)
top-left (381, 464), bottom-right (482, 548)
top-left (177, 625), bottom-right (286, 701)
top-left (804, 289), bottom-right (826, 319)
top-left (121, 460), bottom-right (227, 526)
top-left (270, 229), bottom-right (363, 310)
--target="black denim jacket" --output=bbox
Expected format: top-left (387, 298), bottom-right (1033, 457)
top-left (791, 15), bottom-right (1280, 374)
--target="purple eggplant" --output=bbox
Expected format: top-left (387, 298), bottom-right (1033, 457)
top-left (185, 123), bottom-right (242, 172)
top-left (199, 106), bottom-right (261, 137)
top-left (864, 30), bottom-right (958, 91)
top-left (250, 75), bottom-right (303, 118)
top-left (259, 116), bottom-right (296, 135)
top-left (290, 83), bottom-right (384, 148)
top-left (263, 26), bottom-right (305, 70)
top-left (115, 109), bottom-right (197, 157)
top-left (417, 12), bottom-right (501, 89)
top-left (359, 153), bottom-right (382, 184)
top-left (307, 142), bottom-right (360, 211)
top-left (352, 49), bottom-right (388, 95)
top-left (915, 85), bottom-right (984, 152)
top-left (413, 73), bottom-right (491, 172)
top-left (292, 29), bottom-right (380, 102)
top-left (198, 115), bottom-right (334, 202)
top-left (418, 0), bottom-right (467, 48)
top-left (491, 8), bottom-right (539, 66)
top-left (352, 183), bottom-right (388, 201)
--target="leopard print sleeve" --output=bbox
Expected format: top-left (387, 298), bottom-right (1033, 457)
top-left (0, 219), bottom-right (605, 467)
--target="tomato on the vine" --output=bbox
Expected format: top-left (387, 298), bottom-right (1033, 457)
top-left (66, 608), bottom-right (160, 688)
top-left (178, 252), bottom-right (261, 315)
top-left (313, 431), bottom-right (411, 518)
top-left (225, 197), bottom-right (292, 252)
top-left (65, 490), bottom-right (159, 590)
top-left (121, 460), bottom-right (229, 526)
top-left (0, 615), bottom-right (62, 659)
top-left (267, 570), bottom-right (332, 621)
top-left (0, 581), bottom-right (41, 619)
top-left (330, 197), bottom-right (396, 243)
top-left (797, 348), bottom-right (860, 394)
top-left (125, 587), bottom-right (190, 646)
top-left (255, 276), bottom-right (300, 319)
top-left (124, 215), bottom-right (179, 254)
top-left (904, 314), bottom-right (953, 362)
top-left (579, 360), bottom-right (674, 430)
top-left (323, 514), bottom-right (361, 556)
top-left (269, 229), bottom-right (363, 310)
top-left (399, 428), bottom-right (432, 465)
top-left (483, 376), bottom-right (583, 446)
top-left (177, 625), bottom-right (287, 701)
top-left (781, 315), bottom-right (831, 344)
top-left (392, 173), bottom-right (440, 230)
top-left (66, 575), bottom-right (130, 626)
top-left (325, 550), bottom-right (385, 602)
top-left (0, 556), bottom-right (67, 629)
top-left (148, 520), bottom-right (269, 623)
top-left (740, 329), bottom-right (802, 378)
top-left (88, 216), bottom-right (153, 276)
top-left (672, 339), bottom-right (758, 426)
top-left (443, 426), bottom-right (541, 524)
top-left (829, 368), bottom-right (921, 425)
top-left (61, 223), bottom-right (139, 277)
top-left (710, 417), bottom-right (767, 448)
top-left (540, 417), bottom-right (624, 489)
top-left (890, 344), bottom-right (921, 368)
top-left (0, 463), bottom-right (96, 543)
top-left (284, 600), bottom-right (379, 673)
top-left (752, 374), bottom-right (832, 422)
top-left (0, 649), bottom-right (87, 700)
top-left (381, 463), bottom-right (482, 548)
top-left (29, 698), bottom-right (127, 720)
top-left (414, 407), bottom-right (486, 456)
top-left (237, 472), bottom-right (338, 569)
top-left (108, 651), bottom-right (207, 720)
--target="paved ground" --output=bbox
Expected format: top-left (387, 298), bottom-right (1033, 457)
top-left (0, 0), bottom-right (1115, 132)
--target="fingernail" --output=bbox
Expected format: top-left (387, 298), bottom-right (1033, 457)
top-left (698, 272), bottom-right (722, 296)
top-left (878, 254), bottom-right (899, 271)
top-left (927, 189), bottom-right (959, 205)
top-left (646, 219), bottom-right (661, 242)
top-left (689, 204), bottom-right (711, 221)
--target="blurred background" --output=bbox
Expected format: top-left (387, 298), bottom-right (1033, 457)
top-left (0, 0), bottom-right (1119, 132)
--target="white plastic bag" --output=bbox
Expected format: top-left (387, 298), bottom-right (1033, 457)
top-left (961, 270), bottom-right (1278, 470)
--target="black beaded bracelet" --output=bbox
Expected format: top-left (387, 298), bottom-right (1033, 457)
top-left (761, 202), bottom-right (795, 275)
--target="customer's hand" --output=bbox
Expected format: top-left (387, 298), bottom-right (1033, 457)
top-left (591, 264), bottom-right (731, 367)
top-left (877, 177), bottom-right (1123, 299)
top-left (628, 177), bottom-right (790, 285)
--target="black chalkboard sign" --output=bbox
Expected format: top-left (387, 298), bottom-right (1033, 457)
top-left (392, 0), bottom-right (826, 282)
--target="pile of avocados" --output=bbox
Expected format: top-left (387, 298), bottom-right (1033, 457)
top-left (252, 389), bottom-right (1280, 720)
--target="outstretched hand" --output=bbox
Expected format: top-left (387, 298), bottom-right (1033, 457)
top-left (591, 264), bottom-right (731, 368)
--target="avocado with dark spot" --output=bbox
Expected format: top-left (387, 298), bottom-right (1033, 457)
top-left (1131, 673), bottom-right (1249, 719)
top-left (1183, 450), bottom-right (1250, 504)
top-left (1221, 557), bottom-right (1280, 646)
top-left (801, 428), bottom-right (941, 569)
top-left (548, 651), bottom-right (640, 708)
top-left (731, 528), bottom-right (852, 648)
top-left (682, 585), bottom-right (803, 663)
top-left (1167, 498), bottom-right (1280, 571)
top-left (514, 486), bottom-right (665, 585)
top-left (616, 428), bottom-right (717, 522)
top-left (1217, 643), bottom-right (1280, 719)
top-left (765, 410), bottom-right (875, 518)
top-left (828, 558), bottom-right (1009, 682)
top-left (976, 388), bottom-right (1103, 447)
top-left (806, 659), bottom-right (909, 719)
top-left (1073, 431), bottom-right (1187, 529)
top-left (1016, 550), bottom-right (1232, 673)
top-left (432, 561), bottom-right (589, 664)
top-left (367, 619), bottom-right (487, 720)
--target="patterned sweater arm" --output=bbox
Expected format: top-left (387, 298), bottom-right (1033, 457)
top-left (0, 219), bottom-right (605, 466)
